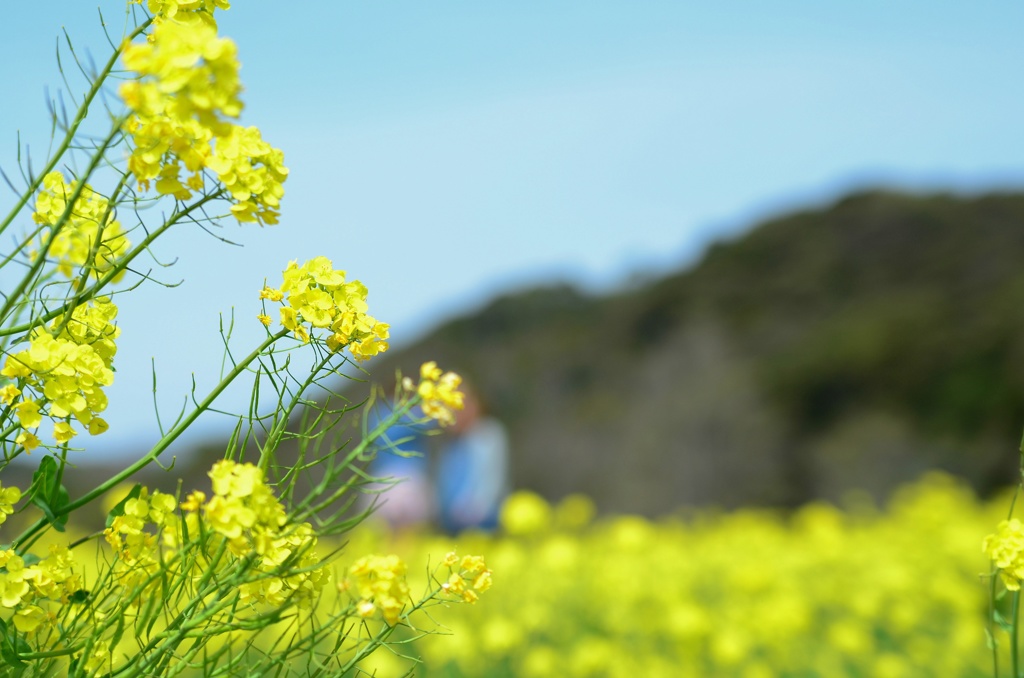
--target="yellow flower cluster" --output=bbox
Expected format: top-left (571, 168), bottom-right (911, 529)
top-left (132, 0), bottom-right (230, 28)
top-left (197, 460), bottom-right (327, 606)
top-left (1, 297), bottom-right (120, 445)
top-left (261, 257), bottom-right (390, 360)
top-left (344, 554), bottom-right (410, 626)
top-left (104, 487), bottom-right (177, 596)
top-left (203, 460), bottom-right (286, 546)
top-left (404, 361), bottom-right (464, 426)
top-left (32, 171), bottom-right (131, 282)
top-left (102, 461), bottom-right (327, 613)
top-left (0, 482), bottom-right (20, 526)
top-left (439, 551), bottom-right (492, 604)
top-left (120, 8), bottom-right (288, 224)
top-left (206, 125), bottom-right (288, 224)
top-left (0, 546), bottom-right (83, 633)
top-left (984, 518), bottom-right (1024, 590)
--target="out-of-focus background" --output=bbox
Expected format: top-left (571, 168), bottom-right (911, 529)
top-left (3, 2), bottom-right (1024, 499)
top-left (4, 3), bottom-right (1024, 675)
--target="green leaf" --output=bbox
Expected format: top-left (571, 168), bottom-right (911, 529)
top-left (28, 456), bottom-right (69, 532)
top-left (984, 626), bottom-right (998, 650)
top-left (105, 483), bottom-right (143, 529)
top-left (110, 608), bottom-right (126, 649)
top-left (0, 617), bottom-right (28, 673)
top-left (994, 608), bottom-right (1015, 633)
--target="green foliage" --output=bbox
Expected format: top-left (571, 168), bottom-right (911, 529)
top-left (0, 3), bottom-right (484, 675)
top-left (27, 457), bottom-right (70, 533)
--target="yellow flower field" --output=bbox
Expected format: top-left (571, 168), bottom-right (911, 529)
top-left (349, 473), bottom-right (1010, 677)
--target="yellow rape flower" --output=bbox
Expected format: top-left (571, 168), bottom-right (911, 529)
top-left (14, 401), bottom-right (41, 429)
top-left (15, 431), bottom-right (39, 453)
top-left (121, 20), bottom-right (242, 134)
top-left (209, 459), bottom-right (263, 498)
top-left (207, 125), bottom-right (288, 225)
top-left (438, 550), bottom-right (492, 604)
top-left (53, 421), bottom-right (77, 444)
top-left (259, 287), bottom-right (283, 302)
top-left (0, 573), bottom-right (30, 609)
top-left (420, 361), bottom-right (443, 382)
top-left (1, 297), bottom-right (120, 441)
top-left (32, 172), bottom-right (131, 282)
top-left (120, 17), bottom-right (288, 224)
top-left (88, 417), bottom-right (109, 436)
top-left (131, 0), bottom-right (230, 26)
top-left (406, 361), bottom-right (464, 426)
top-left (12, 605), bottom-right (46, 634)
top-left (0, 384), bottom-right (20, 405)
top-left (263, 258), bottom-right (389, 358)
top-left (203, 460), bottom-right (289, 546)
top-left (346, 554), bottom-right (410, 626)
top-left (0, 483), bottom-right (21, 525)
top-left (984, 518), bottom-right (1024, 590)
top-left (180, 490), bottom-right (206, 512)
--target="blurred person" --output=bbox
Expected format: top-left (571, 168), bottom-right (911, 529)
top-left (436, 387), bottom-right (509, 533)
top-left (365, 399), bottom-right (436, 529)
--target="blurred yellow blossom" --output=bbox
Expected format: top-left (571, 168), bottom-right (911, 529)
top-left (53, 421), bottom-right (76, 444)
top-left (15, 431), bottom-right (40, 452)
top-left (0, 385), bottom-right (20, 405)
top-left (346, 554), bottom-right (410, 625)
top-left (437, 551), bottom-right (492, 605)
top-left (32, 171), bottom-right (131, 282)
top-left (12, 605), bottom-right (46, 634)
top-left (132, 0), bottom-right (231, 27)
top-left (405, 361), bottom-right (464, 426)
top-left (984, 518), bottom-right (1024, 590)
top-left (346, 473), bottom-right (998, 677)
top-left (500, 490), bottom-right (552, 536)
top-left (259, 286), bottom-right (283, 302)
top-left (0, 483), bottom-right (21, 525)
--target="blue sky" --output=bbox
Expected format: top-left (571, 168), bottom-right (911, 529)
top-left (2, 1), bottom-right (1024, 457)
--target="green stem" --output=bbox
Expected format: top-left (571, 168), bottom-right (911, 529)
top-left (256, 350), bottom-right (336, 474)
top-left (51, 172), bottom-right (133, 338)
top-left (15, 643), bottom-right (85, 660)
top-left (1013, 589), bottom-right (1020, 678)
top-left (993, 570), bottom-right (1002, 678)
top-left (0, 119), bottom-right (127, 325)
top-left (11, 328), bottom-right (288, 552)
top-left (337, 586), bottom-right (445, 674)
top-left (290, 395), bottom-right (421, 519)
top-left (0, 20), bottom-right (151, 241)
top-left (0, 190), bottom-right (224, 339)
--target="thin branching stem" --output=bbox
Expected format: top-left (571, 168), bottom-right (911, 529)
top-left (0, 20), bottom-right (151, 241)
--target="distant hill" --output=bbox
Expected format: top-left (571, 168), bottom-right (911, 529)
top-left (353, 190), bottom-right (1024, 514)
top-left (31, 189), bottom-right (1024, 519)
